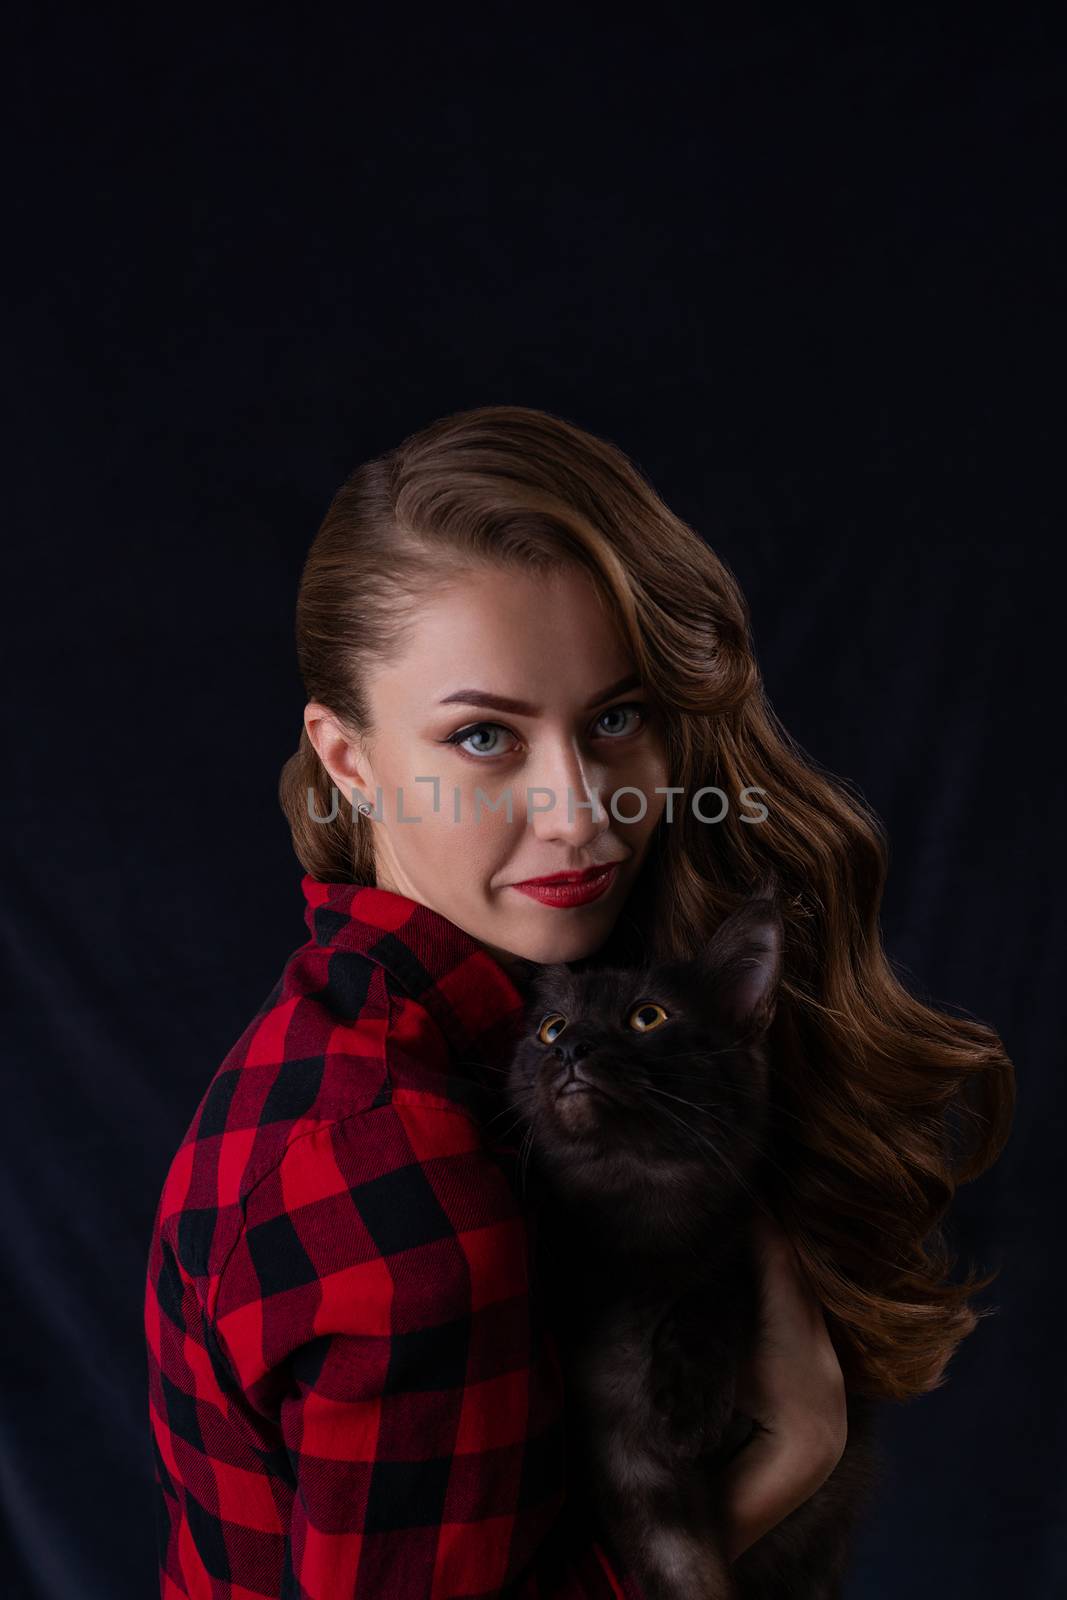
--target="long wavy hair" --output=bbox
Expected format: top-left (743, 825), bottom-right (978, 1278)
top-left (279, 403), bottom-right (1016, 1404)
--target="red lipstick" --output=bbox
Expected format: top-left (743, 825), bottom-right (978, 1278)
top-left (509, 863), bottom-right (620, 908)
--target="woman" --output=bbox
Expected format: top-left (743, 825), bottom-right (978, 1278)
top-left (144, 404), bottom-right (1015, 1598)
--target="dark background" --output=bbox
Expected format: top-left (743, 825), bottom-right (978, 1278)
top-left (5, 9), bottom-right (1062, 1597)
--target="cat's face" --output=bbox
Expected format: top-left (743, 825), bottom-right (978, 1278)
top-left (505, 897), bottom-right (783, 1201)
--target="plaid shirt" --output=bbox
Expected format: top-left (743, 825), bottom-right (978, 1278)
top-left (145, 874), bottom-right (646, 1599)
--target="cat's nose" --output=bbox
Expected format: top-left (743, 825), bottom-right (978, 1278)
top-left (552, 1037), bottom-right (603, 1094)
top-left (553, 1037), bottom-right (594, 1066)
top-left (548, 1030), bottom-right (609, 1101)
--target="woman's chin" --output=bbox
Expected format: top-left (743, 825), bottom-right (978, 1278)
top-left (497, 916), bottom-right (616, 968)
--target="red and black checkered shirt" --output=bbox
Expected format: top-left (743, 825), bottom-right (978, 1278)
top-left (145, 874), bottom-right (646, 1599)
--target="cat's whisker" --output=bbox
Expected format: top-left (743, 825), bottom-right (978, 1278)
top-left (651, 1074), bottom-right (811, 1130)
top-left (640, 1093), bottom-right (778, 1227)
top-left (645, 1046), bottom-right (738, 1064)
top-left (483, 1107), bottom-right (533, 1144)
top-left (518, 1119), bottom-right (538, 1197)
top-left (695, 1108), bottom-right (798, 1188)
top-left (640, 1081), bottom-right (797, 1188)
top-left (457, 1057), bottom-right (512, 1076)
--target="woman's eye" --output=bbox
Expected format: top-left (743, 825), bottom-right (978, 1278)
top-left (440, 701), bottom-right (648, 762)
top-left (537, 1013), bottom-right (568, 1045)
top-left (627, 1002), bottom-right (668, 1031)
top-left (444, 722), bottom-right (519, 759)
top-left (595, 702), bottom-right (647, 738)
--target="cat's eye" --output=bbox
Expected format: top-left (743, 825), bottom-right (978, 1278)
top-left (537, 1013), bottom-right (568, 1045)
top-left (627, 1002), bottom-right (669, 1031)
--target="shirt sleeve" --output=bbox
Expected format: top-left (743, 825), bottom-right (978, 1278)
top-left (211, 1096), bottom-right (645, 1599)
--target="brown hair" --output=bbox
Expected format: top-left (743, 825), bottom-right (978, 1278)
top-left (279, 403), bottom-right (1016, 1403)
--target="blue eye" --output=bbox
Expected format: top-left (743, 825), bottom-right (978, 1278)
top-left (444, 723), bottom-right (515, 758)
top-left (596, 703), bottom-right (646, 737)
top-left (440, 701), bottom-right (649, 762)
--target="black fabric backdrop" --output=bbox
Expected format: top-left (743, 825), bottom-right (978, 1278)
top-left (5, 10), bottom-right (1063, 1598)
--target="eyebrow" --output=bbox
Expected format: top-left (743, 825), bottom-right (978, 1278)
top-left (437, 672), bottom-right (644, 716)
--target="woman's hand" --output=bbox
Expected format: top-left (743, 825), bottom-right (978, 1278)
top-left (713, 1212), bottom-right (848, 1565)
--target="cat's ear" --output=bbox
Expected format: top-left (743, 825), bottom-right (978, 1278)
top-left (700, 898), bottom-right (783, 1038)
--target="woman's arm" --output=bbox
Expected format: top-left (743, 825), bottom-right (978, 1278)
top-left (714, 1213), bottom-right (848, 1564)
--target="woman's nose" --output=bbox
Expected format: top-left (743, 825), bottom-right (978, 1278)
top-left (526, 747), bottom-right (611, 845)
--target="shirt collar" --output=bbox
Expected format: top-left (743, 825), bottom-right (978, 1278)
top-left (300, 873), bottom-right (536, 1068)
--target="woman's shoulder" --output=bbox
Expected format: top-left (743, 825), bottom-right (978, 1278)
top-left (203, 954), bottom-right (530, 1342)
top-left (154, 933), bottom-right (503, 1249)
top-left (150, 872), bottom-right (533, 1287)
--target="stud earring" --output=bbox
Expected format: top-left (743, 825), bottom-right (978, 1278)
top-left (356, 799), bottom-right (373, 816)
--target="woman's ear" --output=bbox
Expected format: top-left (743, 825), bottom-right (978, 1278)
top-left (304, 702), bottom-right (373, 805)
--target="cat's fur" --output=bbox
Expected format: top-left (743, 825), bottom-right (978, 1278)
top-left (503, 896), bottom-right (885, 1600)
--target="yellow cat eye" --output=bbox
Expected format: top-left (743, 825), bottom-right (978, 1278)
top-left (537, 1013), bottom-right (568, 1045)
top-left (627, 1002), bottom-right (669, 1032)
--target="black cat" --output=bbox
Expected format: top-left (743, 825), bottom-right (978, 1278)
top-left (503, 896), bottom-right (884, 1600)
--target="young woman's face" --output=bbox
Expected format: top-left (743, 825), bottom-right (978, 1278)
top-left (308, 563), bottom-right (671, 968)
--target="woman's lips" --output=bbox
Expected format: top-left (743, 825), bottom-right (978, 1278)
top-left (509, 863), bottom-right (620, 907)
